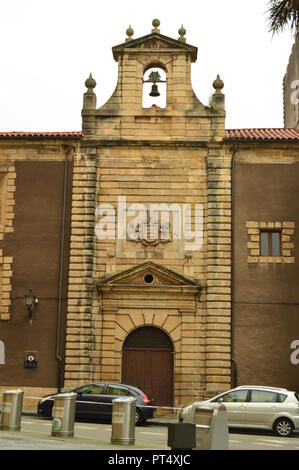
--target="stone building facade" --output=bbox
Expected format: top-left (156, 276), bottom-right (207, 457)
top-left (0, 21), bottom-right (299, 408)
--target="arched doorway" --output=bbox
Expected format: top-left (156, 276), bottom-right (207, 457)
top-left (122, 326), bottom-right (174, 407)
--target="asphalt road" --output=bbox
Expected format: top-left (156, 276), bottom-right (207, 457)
top-left (0, 417), bottom-right (299, 450)
top-left (228, 428), bottom-right (299, 450)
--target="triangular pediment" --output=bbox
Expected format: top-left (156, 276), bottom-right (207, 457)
top-left (96, 262), bottom-right (201, 292)
top-left (112, 33), bottom-right (197, 62)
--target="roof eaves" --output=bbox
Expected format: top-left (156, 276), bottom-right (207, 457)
top-left (0, 131), bottom-right (83, 139)
top-left (225, 128), bottom-right (299, 141)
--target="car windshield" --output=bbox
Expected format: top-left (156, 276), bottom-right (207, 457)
top-left (210, 393), bottom-right (227, 403)
top-left (72, 386), bottom-right (86, 393)
top-left (294, 393), bottom-right (299, 402)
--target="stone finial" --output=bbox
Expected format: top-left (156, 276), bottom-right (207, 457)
top-left (178, 25), bottom-right (186, 43)
top-left (152, 18), bottom-right (160, 33)
top-left (126, 25), bottom-right (134, 42)
top-left (212, 74), bottom-right (224, 93)
top-left (211, 74), bottom-right (225, 111)
top-left (83, 73), bottom-right (96, 111)
top-left (85, 73), bottom-right (96, 92)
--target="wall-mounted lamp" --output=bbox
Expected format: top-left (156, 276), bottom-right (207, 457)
top-left (24, 289), bottom-right (38, 325)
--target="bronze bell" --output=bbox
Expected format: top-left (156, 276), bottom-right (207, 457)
top-left (149, 83), bottom-right (160, 97)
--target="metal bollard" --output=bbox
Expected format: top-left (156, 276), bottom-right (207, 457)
top-left (194, 406), bottom-right (214, 449)
top-left (194, 404), bottom-right (228, 450)
top-left (111, 396), bottom-right (136, 445)
top-left (208, 404), bottom-right (228, 450)
top-left (51, 392), bottom-right (77, 437)
top-left (0, 390), bottom-right (24, 431)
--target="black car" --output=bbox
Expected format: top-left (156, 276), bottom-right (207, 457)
top-left (37, 382), bottom-right (155, 425)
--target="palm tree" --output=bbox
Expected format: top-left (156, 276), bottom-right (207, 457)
top-left (267, 0), bottom-right (299, 35)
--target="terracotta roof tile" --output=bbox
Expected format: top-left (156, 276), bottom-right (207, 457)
top-left (0, 129), bottom-right (298, 141)
top-left (225, 128), bottom-right (299, 140)
top-left (0, 131), bottom-right (83, 138)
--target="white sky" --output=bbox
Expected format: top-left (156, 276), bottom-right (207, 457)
top-left (0, 0), bottom-right (295, 131)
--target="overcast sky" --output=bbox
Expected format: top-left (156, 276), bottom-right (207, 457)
top-left (0, 0), bottom-right (295, 131)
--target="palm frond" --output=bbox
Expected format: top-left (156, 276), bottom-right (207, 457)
top-left (266, 0), bottom-right (299, 35)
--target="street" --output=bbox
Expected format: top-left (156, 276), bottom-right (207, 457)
top-left (0, 417), bottom-right (298, 450)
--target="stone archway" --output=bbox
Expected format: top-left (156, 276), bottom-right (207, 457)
top-left (122, 326), bottom-right (174, 407)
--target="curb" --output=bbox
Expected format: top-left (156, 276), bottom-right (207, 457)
top-left (148, 418), bottom-right (178, 427)
top-left (22, 411), bottom-right (178, 427)
top-left (22, 410), bottom-right (39, 417)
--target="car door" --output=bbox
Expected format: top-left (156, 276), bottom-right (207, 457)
top-left (75, 383), bottom-right (106, 420)
top-left (211, 389), bottom-right (249, 426)
top-left (246, 389), bottom-right (279, 427)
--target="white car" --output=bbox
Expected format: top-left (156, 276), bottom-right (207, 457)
top-left (179, 386), bottom-right (299, 437)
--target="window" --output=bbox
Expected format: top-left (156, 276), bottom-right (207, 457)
top-left (144, 273), bottom-right (154, 284)
top-left (260, 231), bottom-right (281, 256)
top-left (247, 221), bottom-right (295, 264)
top-left (250, 390), bottom-right (277, 403)
top-left (212, 390), bottom-right (248, 403)
top-left (277, 393), bottom-right (288, 403)
top-left (0, 340), bottom-right (4, 364)
top-left (106, 385), bottom-right (132, 397)
top-left (80, 384), bottom-right (105, 395)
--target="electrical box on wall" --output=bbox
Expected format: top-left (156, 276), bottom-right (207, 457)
top-left (24, 351), bottom-right (38, 369)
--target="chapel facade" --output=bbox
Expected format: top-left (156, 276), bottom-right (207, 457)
top-left (0, 20), bottom-right (298, 409)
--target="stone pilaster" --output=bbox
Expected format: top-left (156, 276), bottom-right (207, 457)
top-left (205, 150), bottom-right (232, 394)
top-left (0, 251), bottom-right (13, 321)
top-left (0, 164), bottom-right (16, 321)
top-left (94, 307), bottom-right (118, 382)
top-left (64, 148), bottom-right (98, 387)
top-left (178, 308), bottom-right (205, 405)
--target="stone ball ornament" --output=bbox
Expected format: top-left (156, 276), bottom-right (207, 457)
top-left (85, 73), bottom-right (96, 90)
top-left (213, 74), bottom-right (224, 92)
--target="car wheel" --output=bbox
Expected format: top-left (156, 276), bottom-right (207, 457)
top-left (135, 409), bottom-right (144, 426)
top-left (274, 418), bottom-right (294, 437)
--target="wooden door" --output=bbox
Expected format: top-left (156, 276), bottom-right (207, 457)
top-left (122, 347), bottom-right (173, 406)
